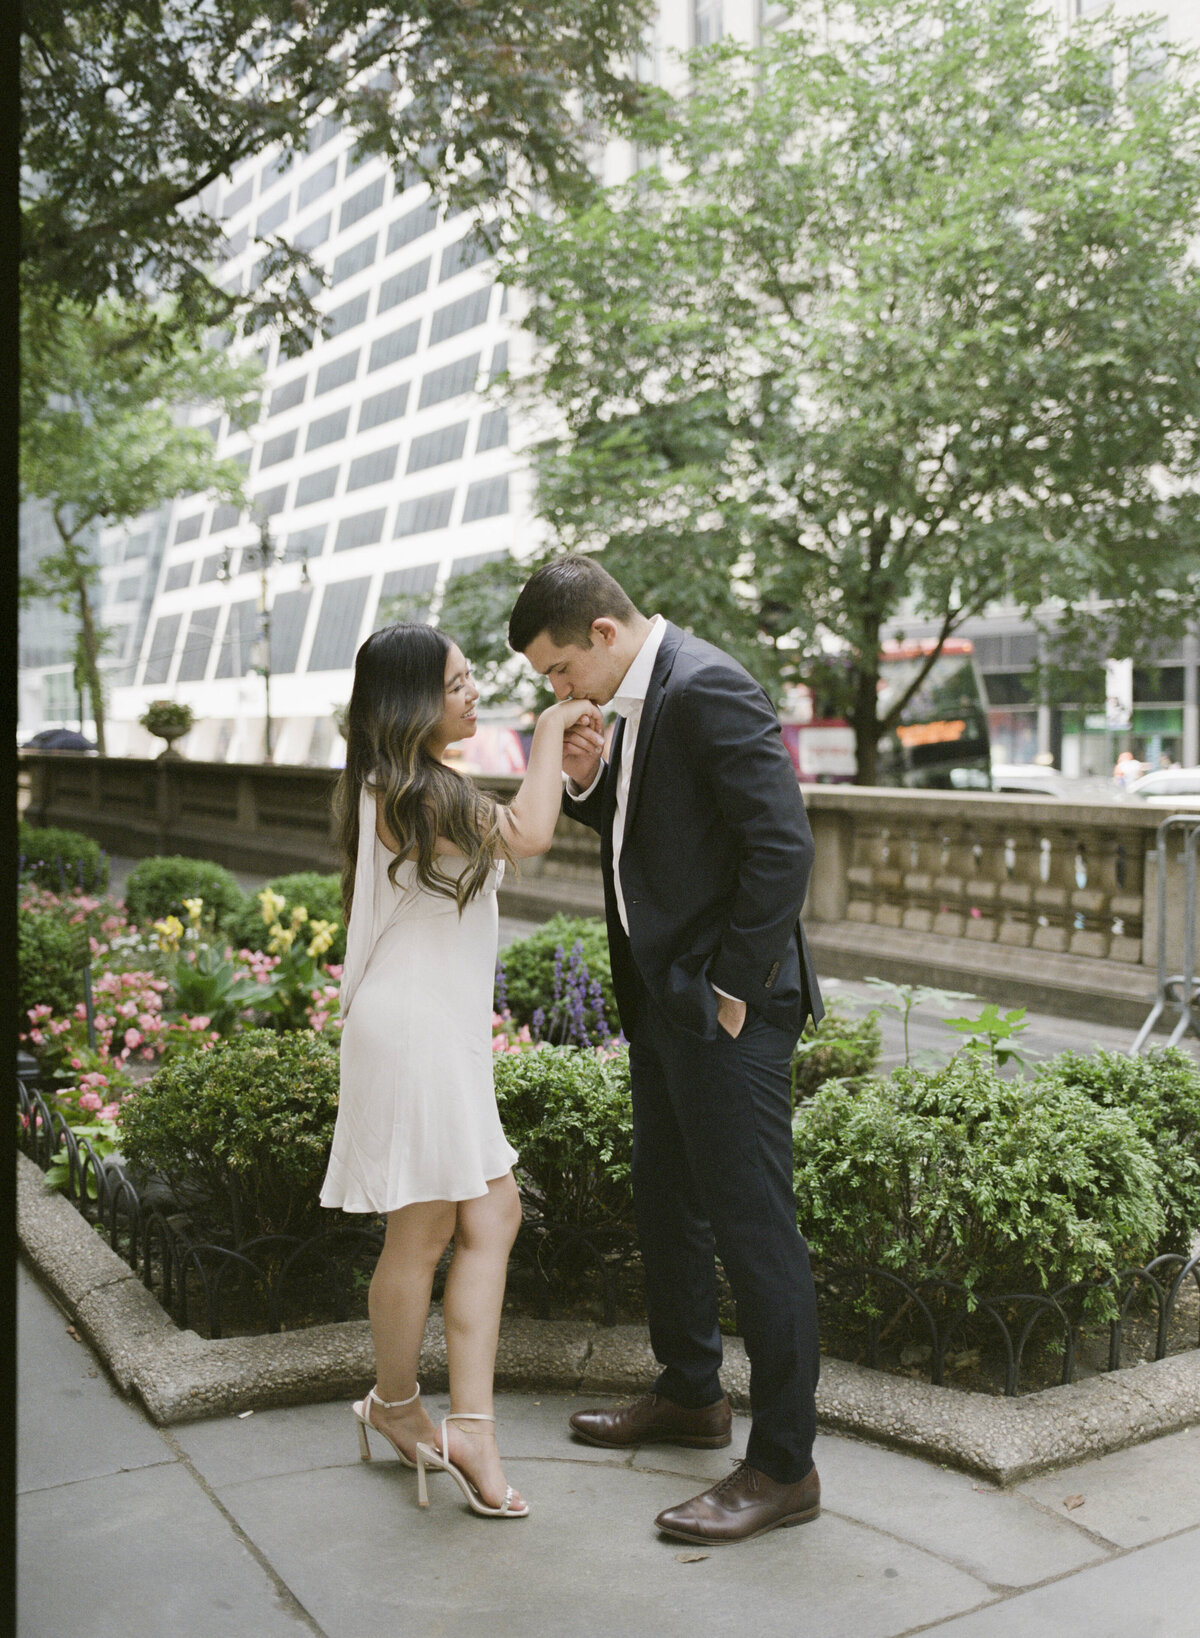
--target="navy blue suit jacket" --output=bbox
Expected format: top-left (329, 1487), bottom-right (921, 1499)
top-left (564, 622), bottom-right (823, 1043)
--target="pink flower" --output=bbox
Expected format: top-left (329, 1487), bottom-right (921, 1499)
top-left (29, 1029), bottom-right (44, 1045)
top-left (70, 1058), bottom-right (82, 1070)
top-left (124, 1028), bottom-right (143, 1048)
top-left (141, 1048), bottom-right (156, 1061)
top-left (28, 1004), bottom-right (52, 1021)
top-left (492, 1036), bottom-right (506, 1053)
top-left (99, 1103), bottom-right (120, 1121)
top-left (309, 1011), bottom-right (329, 1032)
top-left (326, 964), bottom-right (343, 980)
top-left (188, 1015), bottom-right (212, 1031)
top-left (77, 1090), bottom-right (103, 1113)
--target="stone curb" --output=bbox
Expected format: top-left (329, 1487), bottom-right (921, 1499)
top-left (17, 1153), bottom-right (1200, 1484)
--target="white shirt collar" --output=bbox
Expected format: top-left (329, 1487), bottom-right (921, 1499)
top-left (611, 616), bottom-right (665, 719)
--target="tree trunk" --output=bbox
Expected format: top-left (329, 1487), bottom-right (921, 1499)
top-left (851, 614), bottom-right (883, 785)
top-left (75, 577), bottom-right (107, 755)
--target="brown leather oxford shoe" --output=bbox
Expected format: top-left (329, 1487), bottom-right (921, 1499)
top-left (654, 1461), bottom-right (821, 1544)
top-left (568, 1393), bottom-right (733, 1450)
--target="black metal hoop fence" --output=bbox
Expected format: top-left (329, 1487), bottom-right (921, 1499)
top-left (18, 1076), bottom-right (1199, 1390)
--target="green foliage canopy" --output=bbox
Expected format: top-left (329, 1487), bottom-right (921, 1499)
top-left (505, 0), bottom-right (1200, 779)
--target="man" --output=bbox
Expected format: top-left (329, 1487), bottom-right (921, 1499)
top-left (508, 556), bottom-right (824, 1545)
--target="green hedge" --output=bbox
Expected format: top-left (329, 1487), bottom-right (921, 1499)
top-left (122, 855), bottom-right (246, 932)
top-left (493, 1045), bottom-right (634, 1231)
top-left (19, 824), bottom-right (109, 894)
top-left (497, 915), bottom-right (617, 1040)
top-left (117, 1029), bottom-right (340, 1240)
top-left (227, 871), bottom-right (346, 963)
top-left (792, 1002), bottom-right (882, 1102)
top-left (1038, 1047), bottom-right (1200, 1255)
top-left (17, 904), bottom-right (90, 1026)
top-left (792, 1054), bottom-right (1164, 1313)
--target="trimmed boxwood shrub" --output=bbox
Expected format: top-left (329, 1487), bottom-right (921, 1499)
top-left (497, 915), bottom-right (617, 1037)
top-left (123, 855), bottom-right (246, 932)
top-left (1038, 1047), bottom-right (1200, 1255)
top-left (17, 904), bottom-right (90, 1024)
top-left (117, 1029), bottom-right (339, 1240)
top-left (793, 1054), bottom-right (1164, 1310)
top-left (227, 871), bottom-right (346, 963)
top-left (19, 824), bottom-right (109, 893)
top-left (493, 1045), bottom-right (634, 1231)
top-left (792, 1002), bottom-right (883, 1103)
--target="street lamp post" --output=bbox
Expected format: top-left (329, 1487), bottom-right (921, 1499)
top-left (220, 509), bottom-right (300, 764)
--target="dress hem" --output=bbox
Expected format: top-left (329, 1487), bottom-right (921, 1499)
top-left (319, 1163), bottom-right (517, 1216)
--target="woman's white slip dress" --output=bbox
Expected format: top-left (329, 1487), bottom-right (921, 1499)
top-left (319, 783), bottom-right (518, 1214)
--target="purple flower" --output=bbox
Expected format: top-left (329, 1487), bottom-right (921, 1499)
top-left (494, 960), bottom-right (509, 1014)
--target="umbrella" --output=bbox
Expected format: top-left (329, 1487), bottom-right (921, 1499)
top-left (21, 729), bottom-right (97, 751)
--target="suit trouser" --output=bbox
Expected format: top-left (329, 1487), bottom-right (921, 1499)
top-left (626, 971), bottom-right (820, 1485)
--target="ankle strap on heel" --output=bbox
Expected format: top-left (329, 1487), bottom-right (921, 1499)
top-left (368, 1382), bottom-right (421, 1410)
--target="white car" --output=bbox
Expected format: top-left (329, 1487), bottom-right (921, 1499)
top-left (1124, 767), bottom-right (1200, 807)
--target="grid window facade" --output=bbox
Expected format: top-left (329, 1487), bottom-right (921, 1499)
top-left (394, 490), bottom-right (455, 537)
top-left (368, 321), bottom-right (421, 372)
top-left (123, 533), bottom-right (150, 561)
top-left (346, 445), bottom-right (399, 491)
top-left (339, 177), bottom-right (385, 233)
top-left (222, 178), bottom-right (253, 216)
top-left (176, 606), bottom-right (221, 682)
top-left (295, 465), bottom-right (340, 505)
top-left (358, 383), bottom-right (409, 432)
top-left (332, 233), bottom-right (378, 285)
top-left (377, 562), bottom-right (439, 624)
top-left (298, 161), bottom-right (338, 209)
top-left (334, 508), bottom-right (387, 551)
top-left (115, 574), bottom-right (143, 602)
top-left (268, 586), bottom-right (314, 674)
top-left (475, 408), bottom-right (508, 452)
top-left (198, 554), bottom-right (225, 584)
top-left (450, 550), bottom-right (507, 577)
top-left (488, 342), bottom-right (509, 382)
top-left (307, 578), bottom-right (370, 671)
top-left (428, 287), bottom-right (491, 345)
top-left (284, 525), bottom-right (327, 561)
top-left (461, 475), bottom-right (509, 523)
top-left (294, 212), bottom-right (331, 251)
top-left (307, 114), bottom-right (340, 153)
top-left (439, 230), bottom-right (489, 282)
top-left (256, 194), bottom-right (291, 236)
top-left (259, 430), bottom-right (297, 468)
top-left (387, 199), bottom-right (438, 255)
top-left (269, 377), bottom-right (307, 415)
top-left (222, 224), bottom-right (248, 258)
top-left (253, 484), bottom-right (288, 516)
top-left (210, 504), bottom-right (241, 533)
top-left (215, 599), bottom-right (256, 678)
top-left (163, 563), bottom-right (192, 592)
top-left (314, 351), bottom-right (360, 396)
top-left (378, 257), bottom-right (431, 315)
top-left (173, 513), bottom-right (205, 545)
top-left (418, 352), bottom-right (480, 410)
top-left (143, 613), bottom-right (182, 684)
top-left (306, 408), bottom-right (351, 451)
top-left (326, 293), bottom-right (369, 337)
top-left (406, 421), bottom-right (468, 473)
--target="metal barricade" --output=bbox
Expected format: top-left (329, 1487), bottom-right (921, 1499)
top-left (1132, 813), bottom-right (1200, 1052)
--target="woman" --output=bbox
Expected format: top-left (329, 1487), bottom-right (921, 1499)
top-left (320, 623), bottom-right (602, 1519)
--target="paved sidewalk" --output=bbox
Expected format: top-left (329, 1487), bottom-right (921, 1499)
top-left (17, 1262), bottom-right (1200, 1638)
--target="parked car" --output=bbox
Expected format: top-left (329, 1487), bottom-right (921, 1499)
top-left (1124, 767), bottom-right (1200, 806)
top-left (989, 763), bottom-right (1066, 798)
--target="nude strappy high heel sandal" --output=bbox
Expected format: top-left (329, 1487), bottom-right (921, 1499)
top-left (352, 1383), bottom-right (423, 1469)
top-left (415, 1413), bottom-right (529, 1518)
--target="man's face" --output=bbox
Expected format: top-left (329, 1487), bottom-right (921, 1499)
top-left (524, 620), bottom-right (627, 705)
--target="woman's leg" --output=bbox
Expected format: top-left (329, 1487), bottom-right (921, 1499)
top-left (440, 1172), bottom-right (524, 1507)
top-left (367, 1198), bottom-right (457, 1457)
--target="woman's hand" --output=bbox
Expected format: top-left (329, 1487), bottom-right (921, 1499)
top-left (539, 698), bottom-right (605, 789)
top-left (537, 697), bottom-right (604, 736)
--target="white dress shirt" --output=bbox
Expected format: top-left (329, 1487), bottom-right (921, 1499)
top-left (567, 616), bottom-right (740, 1003)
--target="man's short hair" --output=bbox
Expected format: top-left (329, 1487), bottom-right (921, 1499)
top-left (507, 555), bottom-right (637, 653)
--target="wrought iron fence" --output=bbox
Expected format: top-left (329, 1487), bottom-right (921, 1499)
top-left (18, 1075), bottom-right (1199, 1390)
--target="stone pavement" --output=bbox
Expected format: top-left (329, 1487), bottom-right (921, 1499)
top-left (17, 1261), bottom-right (1200, 1638)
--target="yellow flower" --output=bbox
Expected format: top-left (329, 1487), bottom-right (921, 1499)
top-left (153, 915), bottom-right (184, 951)
top-left (290, 904), bottom-right (309, 926)
top-left (267, 921), bottom-right (296, 955)
top-left (306, 920), bottom-right (336, 959)
top-left (182, 897), bottom-right (204, 927)
top-left (258, 887), bottom-right (287, 927)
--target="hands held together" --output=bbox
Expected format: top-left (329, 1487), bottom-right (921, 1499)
top-left (537, 696), bottom-right (605, 791)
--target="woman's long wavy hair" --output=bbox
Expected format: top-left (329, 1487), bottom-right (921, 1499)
top-left (334, 623), bottom-right (505, 920)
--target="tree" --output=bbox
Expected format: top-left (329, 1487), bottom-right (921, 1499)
top-left (21, 0), bottom-right (652, 354)
top-left (504, 0), bottom-right (1200, 781)
top-left (19, 301), bottom-right (262, 752)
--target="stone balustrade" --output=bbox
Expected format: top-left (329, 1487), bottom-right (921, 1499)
top-left (21, 753), bottom-right (1186, 1028)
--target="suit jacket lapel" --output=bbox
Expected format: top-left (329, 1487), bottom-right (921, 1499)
top-left (623, 622), bottom-right (681, 839)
